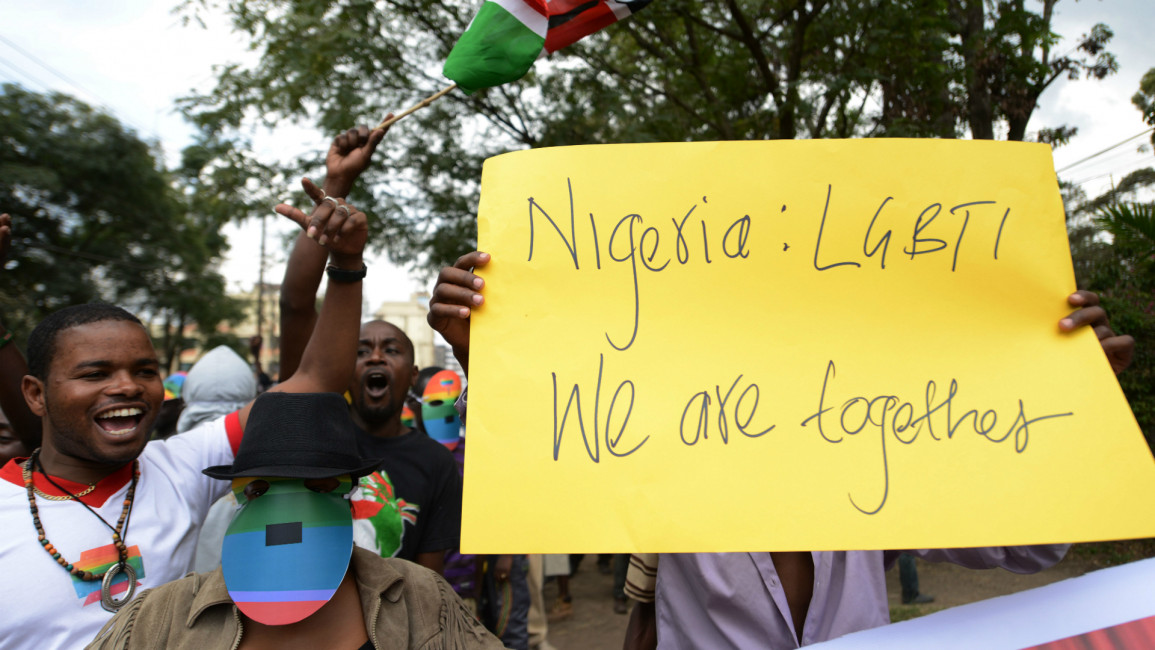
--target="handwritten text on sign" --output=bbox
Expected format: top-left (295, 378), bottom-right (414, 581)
top-left (463, 140), bottom-right (1155, 553)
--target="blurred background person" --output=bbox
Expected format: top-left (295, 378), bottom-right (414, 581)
top-left (0, 406), bottom-right (28, 466)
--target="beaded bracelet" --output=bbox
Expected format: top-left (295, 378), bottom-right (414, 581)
top-left (0, 330), bottom-right (13, 350)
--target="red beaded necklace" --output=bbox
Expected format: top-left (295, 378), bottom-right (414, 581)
top-left (23, 448), bottom-right (140, 611)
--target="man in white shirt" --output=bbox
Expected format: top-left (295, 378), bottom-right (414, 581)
top-left (0, 189), bottom-right (369, 650)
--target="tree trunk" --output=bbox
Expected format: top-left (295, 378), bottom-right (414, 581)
top-left (957, 0), bottom-right (994, 139)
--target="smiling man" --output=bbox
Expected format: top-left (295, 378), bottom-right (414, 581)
top-left (0, 191), bottom-right (369, 650)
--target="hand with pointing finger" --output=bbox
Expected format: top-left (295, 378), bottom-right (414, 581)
top-left (275, 178), bottom-right (368, 262)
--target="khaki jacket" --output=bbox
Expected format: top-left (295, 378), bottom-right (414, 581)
top-left (87, 547), bottom-right (503, 650)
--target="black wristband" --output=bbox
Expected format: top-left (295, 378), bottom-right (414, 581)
top-left (325, 262), bottom-right (367, 283)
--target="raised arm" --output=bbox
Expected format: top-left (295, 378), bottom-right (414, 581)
top-left (427, 251), bottom-right (490, 377)
top-left (279, 126), bottom-right (385, 380)
top-left (236, 188), bottom-right (368, 428)
top-left (0, 213), bottom-right (42, 450)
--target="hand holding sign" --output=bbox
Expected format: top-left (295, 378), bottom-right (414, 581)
top-left (428, 251), bottom-right (490, 376)
top-left (1060, 290), bottom-right (1134, 375)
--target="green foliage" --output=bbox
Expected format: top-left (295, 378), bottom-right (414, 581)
top-left (1071, 538), bottom-right (1155, 568)
top-left (1134, 67), bottom-right (1155, 146)
top-left (889, 604), bottom-right (943, 623)
top-left (1096, 202), bottom-right (1155, 451)
top-left (1099, 203), bottom-right (1155, 261)
top-left (177, 0), bottom-right (517, 273)
top-left (177, 0), bottom-right (1114, 274)
top-left (949, 0), bottom-right (1115, 141)
top-left (1075, 168), bottom-right (1155, 216)
top-left (1066, 169), bottom-right (1155, 452)
top-left (1035, 124), bottom-right (1078, 147)
top-left (0, 84), bottom-right (245, 370)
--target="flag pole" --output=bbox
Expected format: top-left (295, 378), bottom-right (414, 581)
top-left (378, 83), bottom-right (458, 130)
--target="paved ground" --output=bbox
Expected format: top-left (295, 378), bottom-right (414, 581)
top-left (541, 561), bottom-right (630, 650)
top-left (884, 551), bottom-right (1098, 617)
top-left (535, 552), bottom-right (1102, 649)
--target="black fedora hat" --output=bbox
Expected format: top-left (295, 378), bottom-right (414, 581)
top-left (203, 392), bottom-right (381, 481)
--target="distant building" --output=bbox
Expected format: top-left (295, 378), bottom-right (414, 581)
top-left (372, 292), bottom-right (436, 369)
top-left (372, 292), bottom-right (461, 376)
top-left (226, 282), bottom-right (282, 379)
top-left (155, 282), bottom-right (281, 377)
top-left (434, 345), bottom-right (465, 378)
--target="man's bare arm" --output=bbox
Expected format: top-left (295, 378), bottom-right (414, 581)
top-left (280, 126), bottom-right (385, 380)
top-left (238, 188), bottom-right (369, 428)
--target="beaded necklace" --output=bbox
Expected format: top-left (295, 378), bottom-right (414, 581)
top-left (23, 449), bottom-right (140, 612)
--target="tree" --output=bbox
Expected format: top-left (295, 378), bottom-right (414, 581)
top-left (1094, 201), bottom-right (1155, 452)
top-left (1062, 65), bottom-right (1155, 450)
top-left (1064, 166), bottom-right (1155, 451)
top-left (177, 0), bottom-right (1115, 273)
top-left (0, 84), bottom-right (244, 368)
top-left (1134, 66), bottom-right (1155, 147)
top-left (949, 0), bottom-right (1115, 141)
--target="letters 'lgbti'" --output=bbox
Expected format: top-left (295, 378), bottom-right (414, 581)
top-left (443, 0), bottom-right (654, 93)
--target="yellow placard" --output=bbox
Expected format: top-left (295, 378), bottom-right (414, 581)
top-left (463, 140), bottom-right (1155, 553)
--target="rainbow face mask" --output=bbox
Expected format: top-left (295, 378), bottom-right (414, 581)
top-left (421, 370), bottom-right (462, 449)
top-left (221, 476), bottom-right (355, 625)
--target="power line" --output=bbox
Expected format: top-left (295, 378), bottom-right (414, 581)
top-left (1069, 154), bottom-right (1151, 181)
top-left (1055, 128), bottom-right (1155, 173)
top-left (0, 33), bottom-right (110, 109)
top-left (1066, 159), bottom-right (1155, 195)
top-left (0, 32), bottom-right (149, 136)
top-left (0, 55), bottom-right (51, 92)
top-left (1064, 150), bottom-right (1152, 183)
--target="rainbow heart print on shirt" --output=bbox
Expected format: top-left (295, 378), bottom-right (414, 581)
top-left (71, 544), bottom-right (145, 606)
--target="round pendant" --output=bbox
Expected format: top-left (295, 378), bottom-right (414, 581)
top-left (100, 562), bottom-right (138, 612)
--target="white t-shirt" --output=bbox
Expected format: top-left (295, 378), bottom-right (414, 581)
top-left (0, 413), bottom-right (241, 650)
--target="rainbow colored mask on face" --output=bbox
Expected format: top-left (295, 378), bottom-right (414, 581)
top-left (221, 476), bottom-right (354, 625)
top-left (401, 403), bottom-right (416, 429)
top-left (421, 370), bottom-right (462, 449)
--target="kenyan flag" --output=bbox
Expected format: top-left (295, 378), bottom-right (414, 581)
top-left (544, 0), bottom-right (654, 53)
top-left (444, 0), bottom-right (654, 93)
top-left (444, 0), bottom-right (549, 93)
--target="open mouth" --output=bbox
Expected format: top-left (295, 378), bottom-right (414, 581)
top-left (94, 406), bottom-right (145, 435)
top-left (364, 371), bottom-right (391, 400)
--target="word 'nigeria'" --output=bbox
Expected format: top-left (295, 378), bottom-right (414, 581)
top-left (526, 179), bottom-right (1013, 352)
top-left (549, 357), bottom-right (1073, 514)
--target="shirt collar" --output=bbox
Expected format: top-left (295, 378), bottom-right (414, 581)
top-left (0, 456), bottom-right (136, 507)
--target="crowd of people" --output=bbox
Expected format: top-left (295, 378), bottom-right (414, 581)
top-left (0, 119), bottom-right (1137, 650)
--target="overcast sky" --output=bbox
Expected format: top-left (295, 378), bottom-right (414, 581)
top-left (1, 0), bottom-right (1152, 307)
top-left (0, 0), bottom-right (422, 308)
